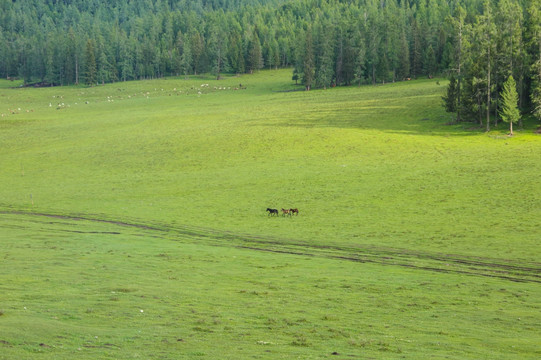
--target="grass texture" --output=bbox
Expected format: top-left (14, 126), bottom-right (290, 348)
top-left (1, 70), bottom-right (540, 359)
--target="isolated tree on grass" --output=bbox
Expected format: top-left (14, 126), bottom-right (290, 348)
top-left (499, 75), bottom-right (520, 135)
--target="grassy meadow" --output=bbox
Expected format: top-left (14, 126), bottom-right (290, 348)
top-left (1, 69), bottom-right (540, 359)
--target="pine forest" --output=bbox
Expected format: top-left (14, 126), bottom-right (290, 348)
top-left (1, 0), bottom-right (540, 126)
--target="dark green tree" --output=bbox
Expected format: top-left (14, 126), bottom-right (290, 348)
top-left (315, 21), bottom-right (334, 89)
top-left (447, 5), bottom-right (466, 122)
top-left (180, 36), bottom-right (193, 78)
top-left (471, 0), bottom-right (497, 131)
top-left (527, 0), bottom-right (541, 125)
top-left (227, 30), bottom-right (244, 74)
top-left (443, 75), bottom-right (459, 116)
top-left (208, 24), bottom-right (228, 79)
top-left (424, 45), bottom-right (437, 78)
top-left (84, 39), bottom-right (97, 86)
top-left (247, 32), bottom-right (263, 74)
top-left (302, 27), bottom-right (315, 91)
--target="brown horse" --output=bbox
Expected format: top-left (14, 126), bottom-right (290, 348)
top-left (289, 208), bottom-right (299, 216)
top-left (281, 208), bottom-right (291, 217)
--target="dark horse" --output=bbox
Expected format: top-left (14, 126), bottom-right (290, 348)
top-left (266, 208), bottom-right (279, 216)
top-left (289, 208), bottom-right (299, 216)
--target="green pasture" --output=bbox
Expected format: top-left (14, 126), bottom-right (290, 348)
top-left (1, 69), bottom-right (540, 359)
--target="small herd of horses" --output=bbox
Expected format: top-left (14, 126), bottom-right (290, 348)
top-left (266, 208), bottom-right (299, 217)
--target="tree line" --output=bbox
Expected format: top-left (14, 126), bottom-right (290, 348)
top-left (441, 0), bottom-right (541, 130)
top-left (0, 0), bottom-right (540, 125)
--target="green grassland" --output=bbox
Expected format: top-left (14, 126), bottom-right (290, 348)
top-left (1, 69), bottom-right (540, 359)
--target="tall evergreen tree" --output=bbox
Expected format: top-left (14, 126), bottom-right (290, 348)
top-left (447, 5), bottom-right (466, 122)
top-left (397, 30), bottom-right (410, 80)
top-left (180, 36), bottom-right (193, 78)
top-left (443, 75), bottom-right (458, 116)
top-left (473, 0), bottom-right (497, 131)
top-left (499, 75), bottom-right (520, 135)
top-left (190, 31), bottom-right (205, 75)
top-left (495, 0), bottom-right (523, 126)
top-left (303, 27), bottom-right (315, 91)
top-left (315, 22), bottom-right (334, 89)
top-left (247, 32), bottom-right (263, 74)
top-left (208, 24), bottom-right (228, 79)
top-left (527, 0), bottom-right (541, 125)
top-left (354, 30), bottom-right (367, 85)
top-left (424, 44), bottom-right (437, 78)
top-left (270, 38), bottom-right (279, 70)
top-left (84, 39), bottom-right (97, 86)
top-left (410, 19), bottom-right (423, 79)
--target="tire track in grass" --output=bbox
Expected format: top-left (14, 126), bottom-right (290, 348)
top-left (2, 210), bottom-right (540, 283)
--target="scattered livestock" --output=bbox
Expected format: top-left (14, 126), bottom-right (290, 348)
top-left (2, 81), bottom-right (243, 119)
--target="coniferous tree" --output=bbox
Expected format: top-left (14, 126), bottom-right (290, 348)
top-left (411, 19), bottom-right (423, 79)
top-left (84, 39), bottom-right (97, 86)
top-left (315, 22), bottom-right (334, 89)
top-left (366, 9), bottom-right (381, 84)
top-left (472, 0), bottom-right (497, 131)
top-left (190, 31), bottom-right (205, 75)
top-left (443, 75), bottom-right (458, 115)
top-left (172, 31), bottom-right (183, 76)
top-left (208, 24), bottom-right (228, 79)
top-left (119, 34), bottom-right (134, 81)
top-left (532, 63), bottom-right (541, 124)
top-left (500, 75), bottom-right (520, 135)
top-left (63, 28), bottom-right (77, 85)
top-left (384, 0), bottom-right (401, 82)
top-left (495, 0), bottom-right (523, 126)
top-left (303, 28), bottom-right (315, 91)
top-left (425, 44), bottom-right (437, 78)
top-left (448, 5), bottom-right (466, 122)
top-left (354, 30), bottom-right (367, 85)
top-left (397, 30), bottom-right (410, 80)
top-left (227, 30), bottom-right (244, 74)
top-left (247, 32), bottom-right (263, 74)
top-left (335, 26), bottom-right (345, 85)
top-left (67, 28), bottom-right (79, 84)
top-left (43, 38), bottom-right (55, 85)
top-left (342, 32), bottom-right (357, 85)
top-left (270, 38), bottom-right (279, 70)
top-left (180, 36), bottom-right (193, 78)
top-left (527, 0), bottom-right (541, 125)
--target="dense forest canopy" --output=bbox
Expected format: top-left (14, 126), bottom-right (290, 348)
top-left (1, 0), bottom-right (540, 125)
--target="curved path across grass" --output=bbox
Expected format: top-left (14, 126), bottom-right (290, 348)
top-left (3, 210), bottom-right (539, 284)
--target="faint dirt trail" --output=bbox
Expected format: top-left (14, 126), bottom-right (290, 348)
top-left (2, 210), bottom-right (540, 284)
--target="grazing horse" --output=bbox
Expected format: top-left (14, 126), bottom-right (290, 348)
top-left (266, 208), bottom-right (279, 216)
top-left (289, 208), bottom-right (299, 216)
top-left (281, 208), bottom-right (291, 217)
